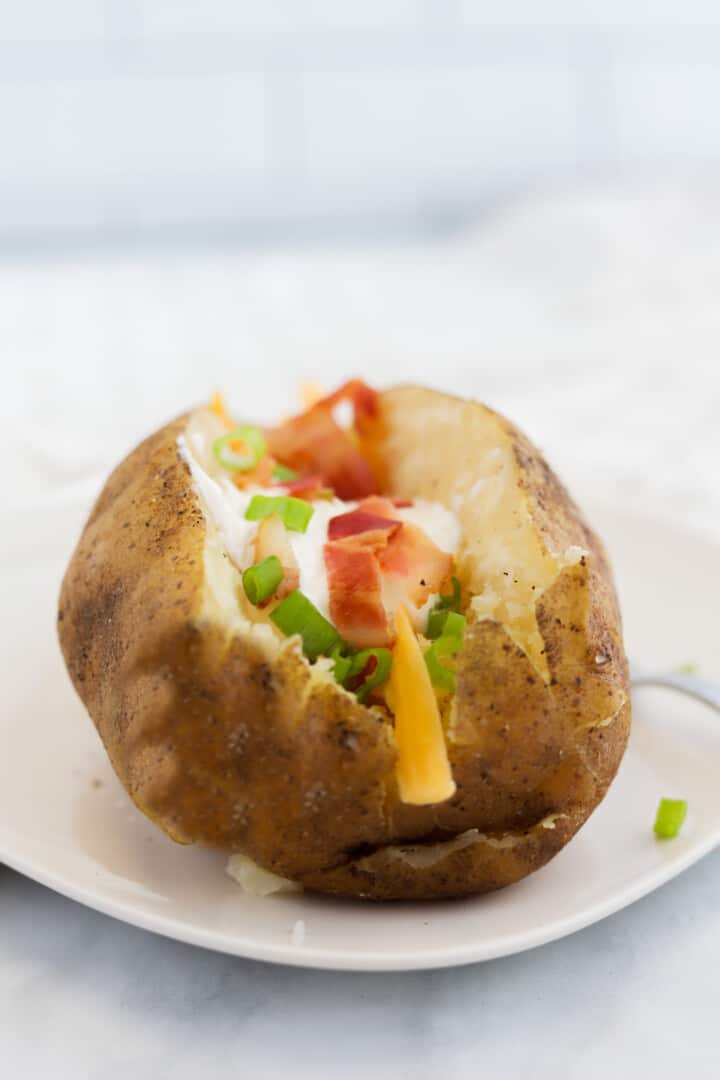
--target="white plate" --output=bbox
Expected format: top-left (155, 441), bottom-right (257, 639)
top-left (1, 493), bottom-right (718, 972)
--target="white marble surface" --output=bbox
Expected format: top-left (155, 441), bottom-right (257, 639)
top-left (2, 181), bottom-right (719, 1077)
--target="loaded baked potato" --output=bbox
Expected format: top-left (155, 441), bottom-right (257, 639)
top-left (58, 381), bottom-right (630, 900)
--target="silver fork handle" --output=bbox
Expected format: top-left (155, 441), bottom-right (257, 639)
top-left (631, 670), bottom-right (720, 713)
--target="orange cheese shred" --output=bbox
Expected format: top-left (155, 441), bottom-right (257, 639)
top-left (388, 606), bottom-right (456, 806)
top-left (210, 391), bottom-right (234, 430)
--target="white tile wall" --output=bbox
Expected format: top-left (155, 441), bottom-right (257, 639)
top-left (136, 0), bottom-right (427, 39)
top-left (2, 2), bottom-right (720, 247)
top-left (614, 56), bottom-right (720, 164)
top-left (300, 63), bottom-right (578, 194)
top-left (458, 1), bottom-right (720, 28)
top-left (0, 1), bottom-right (109, 44)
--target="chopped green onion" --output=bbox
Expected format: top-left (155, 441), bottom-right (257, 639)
top-left (245, 495), bottom-right (314, 533)
top-left (654, 798), bottom-right (687, 839)
top-left (270, 590), bottom-right (340, 661)
top-left (242, 555), bottom-right (283, 606)
top-left (272, 463), bottom-right (298, 483)
top-left (424, 643), bottom-right (456, 691)
top-left (213, 426), bottom-right (267, 472)
top-left (346, 648), bottom-right (393, 703)
top-left (426, 575), bottom-right (462, 637)
top-left (426, 608), bottom-right (449, 640)
top-left (424, 612), bottom-right (465, 690)
top-left (330, 644), bottom-right (353, 685)
top-left (676, 662), bottom-right (698, 674)
top-left (427, 608), bottom-right (466, 642)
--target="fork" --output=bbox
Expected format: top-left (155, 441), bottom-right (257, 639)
top-left (630, 662), bottom-right (720, 713)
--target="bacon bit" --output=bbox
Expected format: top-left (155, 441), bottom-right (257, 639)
top-left (377, 522), bottom-right (453, 607)
top-left (392, 498), bottom-right (414, 508)
top-left (254, 514), bottom-right (299, 600)
top-left (210, 391), bottom-right (234, 430)
top-left (265, 380), bottom-right (381, 499)
top-left (278, 473), bottom-right (333, 501)
top-left (346, 652), bottom-right (378, 694)
top-left (324, 542), bottom-right (390, 647)
top-left (356, 495), bottom-right (399, 520)
top-left (328, 508), bottom-right (401, 542)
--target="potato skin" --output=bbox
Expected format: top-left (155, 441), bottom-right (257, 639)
top-left (58, 391), bottom-right (630, 900)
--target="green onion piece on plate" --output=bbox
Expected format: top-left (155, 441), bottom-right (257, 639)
top-left (245, 494), bottom-right (314, 533)
top-left (654, 798), bottom-right (688, 838)
top-left (346, 648), bottom-right (393, 703)
top-left (271, 463), bottom-right (298, 483)
top-left (242, 555), bottom-right (284, 606)
top-left (213, 426), bottom-right (267, 472)
top-left (270, 590), bottom-right (340, 661)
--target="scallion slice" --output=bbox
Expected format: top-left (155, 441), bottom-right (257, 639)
top-left (242, 555), bottom-right (283, 606)
top-left (654, 798), bottom-right (687, 838)
top-left (347, 648), bottom-right (393, 703)
top-left (426, 576), bottom-right (462, 637)
top-left (245, 494), bottom-right (314, 533)
top-left (330, 644), bottom-right (353, 685)
top-left (424, 611), bottom-right (465, 690)
top-left (270, 590), bottom-right (340, 661)
top-left (272, 463), bottom-right (298, 483)
top-left (213, 425), bottom-right (267, 472)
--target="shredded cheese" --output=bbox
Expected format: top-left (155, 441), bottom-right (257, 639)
top-left (388, 606), bottom-right (456, 805)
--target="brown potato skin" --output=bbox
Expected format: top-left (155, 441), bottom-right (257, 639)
top-left (58, 390), bottom-right (630, 900)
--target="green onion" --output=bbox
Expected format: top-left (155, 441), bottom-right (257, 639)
top-left (654, 798), bottom-right (688, 839)
top-left (245, 495), bottom-right (314, 533)
top-left (424, 643), bottom-right (456, 691)
top-left (270, 590), bottom-right (340, 661)
top-left (213, 426), bottom-right (267, 472)
top-left (242, 556), bottom-right (283, 606)
top-left (427, 607), bottom-right (466, 643)
top-left (272, 463), bottom-right (298, 483)
top-left (426, 575), bottom-right (462, 637)
top-left (424, 611), bottom-right (465, 690)
top-left (346, 648), bottom-right (393, 703)
top-left (330, 645), bottom-right (353, 685)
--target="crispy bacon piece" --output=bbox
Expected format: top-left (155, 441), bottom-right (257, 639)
top-left (253, 513), bottom-right (299, 600)
top-left (324, 542), bottom-right (390, 648)
top-left (327, 508), bottom-right (401, 542)
top-left (265, 381), bottom-right (381, 499)
top-left (377, 522), bottom-right (453, 607)
top-left (276, 473), bottom-right (333, 501)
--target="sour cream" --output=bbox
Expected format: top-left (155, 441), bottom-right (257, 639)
top-left (179, 433), bottom-right (461, 631)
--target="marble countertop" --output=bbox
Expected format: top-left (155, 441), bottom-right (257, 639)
top-left (2, 181), bottom-right (718, 1078)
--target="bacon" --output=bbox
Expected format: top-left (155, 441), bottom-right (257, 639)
top-left (265, 380), bottom-right (381, 500)
top-left (328, 508), bottom-right (401, 542)
top-left (355, 495), bottom-right (399, 520)
top-left (377, 522), bottom-right (453, 607)
top-left (253, 514), bottom-right (299, 601)
top-left (277, 473), bottom-right (333, 500)
top-left (324, 542), bottom-right (390, 647)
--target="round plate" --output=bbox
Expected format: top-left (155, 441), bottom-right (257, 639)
top-left (1, 493), bottom-right (718, 971)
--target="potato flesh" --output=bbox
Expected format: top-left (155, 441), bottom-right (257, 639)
top-left (377, 391), bottom-right (583, 680)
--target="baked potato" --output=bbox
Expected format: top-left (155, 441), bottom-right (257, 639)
top-left (58, 381), bottom-right (630, 900)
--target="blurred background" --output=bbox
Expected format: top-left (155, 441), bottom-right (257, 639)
top-left (5, 0), bottom-right (720, 249)
top-left (4, 1), bottom-right (719, 534)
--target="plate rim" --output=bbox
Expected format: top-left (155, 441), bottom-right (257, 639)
top-left (2, 490), bottom-right (719, 971)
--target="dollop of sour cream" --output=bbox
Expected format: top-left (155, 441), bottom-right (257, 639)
top-left (179, 429), bottom-right (461, 632)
